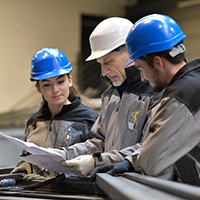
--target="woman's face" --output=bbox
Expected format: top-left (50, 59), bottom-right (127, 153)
top-left (36, 74), bottom-right (72, 108)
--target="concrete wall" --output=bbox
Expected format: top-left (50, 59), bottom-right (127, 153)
top-left (166, 2), bottom-right (200, 62)
top-left (0, 0), bottom-right (128, 167)
top-left (1, 0), bottom-right (200, 168)
top-left (0, 0), bottom-right (128, 114)
top-left (0, 128), bottom-right (24, 167)
top-left (1, 0), bottom-right (199, 114)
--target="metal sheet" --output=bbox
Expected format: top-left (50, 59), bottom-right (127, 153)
top-left (124, 172), bottom-right (200, 200)
top-left (96, 173), bottom-right (185, 200)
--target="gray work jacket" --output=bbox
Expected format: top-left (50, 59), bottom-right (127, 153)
top-left (65, 66), bottom-right (162, 166)
top-left (134, 59), bottom-right (200, 184)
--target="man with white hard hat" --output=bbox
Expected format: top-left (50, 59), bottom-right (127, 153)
top-left (90, 14), bottom-right (200, 186)
top-left (59, 17), bottom-right (162, 177)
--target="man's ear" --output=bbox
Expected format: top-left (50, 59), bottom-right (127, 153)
top-left (36, 83), bottom-right (41, 93)
top-left (154, 56), bottom-right (163, 69)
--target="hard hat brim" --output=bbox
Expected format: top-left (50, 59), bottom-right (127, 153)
top-left (124, 58), bottom-right (134, 68)
top-left (30, 66), bottom-right (73, 81)
top-left (86, 49), bottom-right (114, 61)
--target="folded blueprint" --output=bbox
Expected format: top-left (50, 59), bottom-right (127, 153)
top-left (0, 132), bottom-right (72, 174)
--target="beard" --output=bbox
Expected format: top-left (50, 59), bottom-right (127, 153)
top-left (152, 83), bottom-right (165, 93)
top-left (150, 68), bottom-right (166, 92)
top-left (151, 75), bottom-right (168, 92)
top-left (112, 76), bottom-right (126, 87)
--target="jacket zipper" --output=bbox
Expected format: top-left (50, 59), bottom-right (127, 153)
top-left (49, 117), bottom-right (53, 131)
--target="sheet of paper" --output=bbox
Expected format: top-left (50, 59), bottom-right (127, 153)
top-left (0, 132), bottom-right (73, 174)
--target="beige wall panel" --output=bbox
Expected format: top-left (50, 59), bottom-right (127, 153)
top-left (168, 3), bottom-right (200, 61)
top-left (0, 0), bottom-right (127, 113)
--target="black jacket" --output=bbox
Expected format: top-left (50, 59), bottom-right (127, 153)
top-left (24, 97), bottom-right (98, 148)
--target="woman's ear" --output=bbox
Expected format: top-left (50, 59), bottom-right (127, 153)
top-left (36, 83), bottom-right (41, 93)
top-left (68, 75), bottom-right (73, 87)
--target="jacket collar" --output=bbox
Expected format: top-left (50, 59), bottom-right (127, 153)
top-left (100, 65), bottom-right (140, 86)
top-left (102, 65), bottom-right (153, 96)
top-left (123, 65), bottom-right (153, 96)
top-left (125, 65), bottom-right (141, 83)
top-left (37, 96), bottom-right (81, 119)
top-left (169, 58), bottom-right (200, 86)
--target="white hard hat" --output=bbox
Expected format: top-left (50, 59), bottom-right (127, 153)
top-left (86, 17), bottom-right (134, 61)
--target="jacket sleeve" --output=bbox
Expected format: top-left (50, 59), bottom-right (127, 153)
top-left (124, 101), bottom-right (162, 173)
top-left (138, 97), bottom-right (200, 179)
top-left (65, 114), bottom-right (105, 160)
top-left (94, 143), bottom-right (142, 167)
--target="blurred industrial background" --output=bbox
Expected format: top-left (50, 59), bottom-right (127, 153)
top-left (0, 0), bottom-right (200, 167)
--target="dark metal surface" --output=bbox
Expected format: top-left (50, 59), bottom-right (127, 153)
top-left (0, 168), bottom-right (109, 200)
top-left (124, 172), bottom-right (200, 200)
top-left (0, 191), bottom-right (104, 200)
top-left (3, 168), bottom-right (200, 200)
top-left (96, 173), bottom-right (185, 200)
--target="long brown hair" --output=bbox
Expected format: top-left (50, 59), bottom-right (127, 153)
top-left (36, 73), bottom-right (92, 108)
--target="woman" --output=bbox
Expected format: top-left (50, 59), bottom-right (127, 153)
top-left (11, 48), bottom-right (98, 179)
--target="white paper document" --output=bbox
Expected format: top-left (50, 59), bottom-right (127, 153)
top-left (0, 132), bottom-right (72, 174)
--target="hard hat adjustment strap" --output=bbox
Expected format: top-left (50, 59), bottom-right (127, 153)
top-left (169, 43), bottom-right (186, 57)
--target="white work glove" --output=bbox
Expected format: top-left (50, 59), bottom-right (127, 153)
top-left (61, 155), bottom-right (95, 177)
top-left (47, 148), bottom-right (66, 159)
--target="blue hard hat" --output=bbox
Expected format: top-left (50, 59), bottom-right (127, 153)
top-left (30, 48), bottom-right (73, 81)
top-left (125, 14), bottom-right (186, 67)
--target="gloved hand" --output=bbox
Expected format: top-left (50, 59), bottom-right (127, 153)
top-left (22, 173), bottom-right (47, 182)
top-left (47, 148), bottom-right (66, 159)
top-left (61, 155), bottom-right (95, 177)
top-left (90, 160), bottom-right (134, 182)
top-left (10, 161), bottom-right (32, 174)
top-left (40, 167), bottom-right (50, 176)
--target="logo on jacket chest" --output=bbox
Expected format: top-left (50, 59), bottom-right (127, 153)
top-left (127, 99), bottom-right (147, 131)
